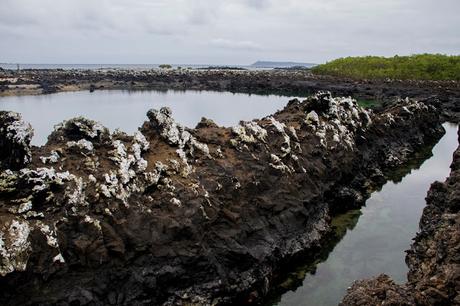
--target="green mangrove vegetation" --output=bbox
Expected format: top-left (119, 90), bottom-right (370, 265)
top-left (312, 54), bottom-right (460, 80)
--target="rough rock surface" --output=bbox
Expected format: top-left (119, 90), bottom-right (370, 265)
top-left (0, 111), bottom-right (34, 170)
top-left (341, 128), bottom-right (460, 306)
top-left (0, 92), bottom-right (444, 305)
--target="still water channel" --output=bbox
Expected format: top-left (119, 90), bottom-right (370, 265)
top-left (271, 123), bottom-right (458, 306)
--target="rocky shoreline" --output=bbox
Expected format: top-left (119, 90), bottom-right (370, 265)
top-left (341, 128), bottom-right (460, 306)
top-left (1, 68), bottom-right (459, 122)
top-left (0, 92), bottom-right (445, 305)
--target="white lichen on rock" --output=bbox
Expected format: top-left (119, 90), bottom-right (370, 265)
top-left (17, 201), bottom-right (32, 214)
top-left (88, 174), bottom-right (97, 183)
top-left (268, 116), bottom-right (297, 157)
top-left (269, 154), bottom-right (294, 174)
top-left (36, 222), bottom-right (59, 248)
top-left (147, 107), bottom-right (182, 145)
top-left (104, 134), bottom-right (150, 200)
top-left (5, 113), bottom-right (34, 148)
top-left (83, 215), bottom-right (102, 231)
top-left (100, 171), bottom-right (120, 198)
top-left (305, 92), bottom-right (373, 151)
top-left (305, 110), bottom-right (319, 125)
top-left (52, 253), bottom-right (65, 263)
top-left (232, 125), bottom-right (255, 144)
top-left (134, 131), bottom-right (150, 151)
top-left (231, 121), bottom-right (268, 146)
top-left (0, 219), bottom-right (31, 276)
top-left (216, 147), bottom-right (224, 158)
top-left (20, 167), bottom-right (72, 193)
top-left (147, 107), bottom-right (210, 175)
top-left (170, 198), bottom-right (182, 207)
top-left (99, 135), bottom-right (161, 203)
top-left (40, 150), bottom-right (60, 164)
top-left (66, 139), bottom-right (94, 152)
top-left (66, 176), bottom-right (87, 208)
top-left (1, 112), bottom-right (34, 165)
top-left (110, 140), bottom-right (136, 184)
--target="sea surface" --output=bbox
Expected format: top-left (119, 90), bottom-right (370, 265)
top-left (270, 123), bottom-right (459, 306)
top-left (0, 89), bottom-right (290, 145)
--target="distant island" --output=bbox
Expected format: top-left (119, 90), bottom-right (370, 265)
top-left (251, 61), bottom-right (316, 68)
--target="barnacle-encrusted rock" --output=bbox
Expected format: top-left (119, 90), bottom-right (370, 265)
top-left (143, 107), bottom-right (210, 175)
top-left (0, 92), bottom-right (445, 305)
top-left (0, 111), bottom-right (34, 170)
top-left (39, 150), bottom-right (60, 164)
top-left (0, 218), bottom-right (31, 276)
top-left (231, 120), bottom-right (268, 146)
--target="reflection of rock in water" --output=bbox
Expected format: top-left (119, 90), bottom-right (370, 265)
top-left (341, 128), bottom-right (460, 306)
top-left (262, 208), bottom-right (363, 305)
top-left (0, 93), bottom-right (445, 305)
top-left (261, 137), bottom-right (441, 305)
top-left (385, 141), bottom-right (436, 184)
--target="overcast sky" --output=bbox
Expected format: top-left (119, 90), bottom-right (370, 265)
top-left (1, 0), bottom-right (458, 65)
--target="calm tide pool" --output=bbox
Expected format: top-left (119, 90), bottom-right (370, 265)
top-left (0, 90), bottom-right (290, 145)
top-left (271, 123), bottom-right (459, 306)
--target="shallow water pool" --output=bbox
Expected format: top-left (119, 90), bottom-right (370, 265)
top-left (0, 90), bottom-right (290, 145)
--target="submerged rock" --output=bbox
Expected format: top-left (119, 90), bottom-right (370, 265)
top-left (0, 92), bottom-right (445, 305)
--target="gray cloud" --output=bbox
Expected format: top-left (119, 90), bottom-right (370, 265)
top-left (0, 0), bottom-right (458, 64)
top-left (244, 0), bottom-right (271, 9)
top-left (210, 38), bottom-right (262, 51)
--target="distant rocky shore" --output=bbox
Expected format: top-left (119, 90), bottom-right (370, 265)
top-left (341, 128), bottom-right (460, 306)
top-left (0, 92), bottom-right (445, 305)
top-left (1, 68), bottom-right (459, 122)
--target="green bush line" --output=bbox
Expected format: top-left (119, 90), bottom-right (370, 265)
top-left (312, 54), bottom-right (460, 81)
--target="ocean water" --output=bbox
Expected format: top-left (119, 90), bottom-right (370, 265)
top-left (0, 63), bottom-right (255, 70)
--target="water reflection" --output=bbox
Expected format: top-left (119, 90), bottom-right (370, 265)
top-left (0, 90), bottom-right (290, 145)
top-left (268, 123), bottom-right (459, 306)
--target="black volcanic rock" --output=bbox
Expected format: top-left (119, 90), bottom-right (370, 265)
top-left (0, 92), bottom-right (444, 305)
top-left (0, 111), bottom-right (34, 170)
top-left (195, 117), bottom-right (219, 129)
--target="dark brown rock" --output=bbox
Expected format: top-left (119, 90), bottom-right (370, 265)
top-left (0, 111), bottom-right (33, 170)
top-left (0, 92), bottom-right (444, 305)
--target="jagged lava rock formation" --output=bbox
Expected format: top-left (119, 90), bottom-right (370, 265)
top-left (0, 111), bottom-right (34, 170)
top-left (0, 92), bottom-right (444, 305)
top-left (341, 128), bottom-right (460, 306)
